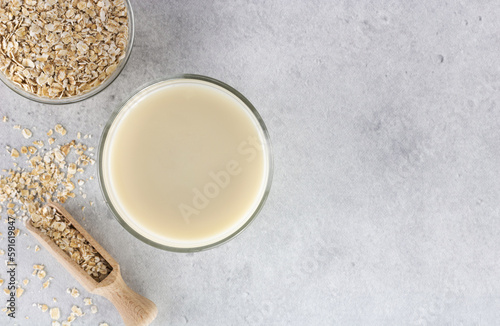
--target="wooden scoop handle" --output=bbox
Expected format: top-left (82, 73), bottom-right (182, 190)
top-left (94, 271), bottom-right (158, 326)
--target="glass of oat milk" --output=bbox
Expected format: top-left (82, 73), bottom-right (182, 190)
top-left (98, 75), bottom-right (273, 251)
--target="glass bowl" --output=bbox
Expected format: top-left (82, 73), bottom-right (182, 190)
top-left (0, 0), bottom-right (135, 105)
top-left (98, 74), bottom-right (274, 252)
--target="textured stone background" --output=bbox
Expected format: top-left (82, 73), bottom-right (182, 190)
top-left (1, 0), bottom-right (500, 325)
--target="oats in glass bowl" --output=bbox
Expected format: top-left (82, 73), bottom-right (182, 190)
top-left (0, 0), bottom-right (134, 104)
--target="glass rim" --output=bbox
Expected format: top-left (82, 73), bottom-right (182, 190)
top-left (97, 74), bottom-right (274, 252)
top-left (0, 0), bottom-right (135, 105)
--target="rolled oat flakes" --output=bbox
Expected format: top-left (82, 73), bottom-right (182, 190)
top-left (0, 0), bottom-right (129, 99)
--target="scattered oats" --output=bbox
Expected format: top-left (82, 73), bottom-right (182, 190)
top-left (13, 125), bottom-right (21, 130)
top-left (68, 163), bottom-right (77, 175)
top-left (33, 140), bottom-right (44, 148)
top-left (55, 124), bottom-right (67, 136)
top-left (54, 149), bottom-right (65, 162)
top-left (62, 321), bottom-right (71, 326)
top-left (81, 206), bottom-right (85, 212)
top-left (21, 146), bottom-right (28, 154)
top-left (77, 168), bottom-right (85, 174)
top-left (11, 148), bottom-right (19, 158)
top-left (71, 305), bottom-right (83, 316)
top-left (22, 129), bottom-right (33, 139)
top-left (84, 134), bottom-right (88, 139)
top-left (38, 270), bottom-right (47, 280)
top-left (0, 126), bottom-right (104, 288)
top-left (66, 181), bottom-right (75, 191)
top-left (91, 305), bottom-right (98, 314)
top-left (14, 229), bottom-right (20, 237)
top-left (52, 321), bottom-right (61, 326)
top-left (68, 313), bottom-right (77, 322)
top-left (77, 132), bottom-right (81, 139)
top-left (47, 129), bottom-right (54, 137)
top-left (41, 304), bottom-right (49, 312)
top-left (43, 279), bottom-right (51, 289)
top-left (99, 323), bottom-right (109, 326)
top-left (48, 138), bottom-right (56, 145)
top-left (70, 287), bottom-right (80, 298)
top-left (83, 298), bottom-right (92, 306)
top-left (0, 250), bottom-right (4, 255)
top-left (50, 307), bottom-right (60, 320)
top-left (0, 279), bottom-right (4, 286)
top-left (35, 245), bottom-right (41, 252)
top-left (2, 116), bottom-right (7, 122)
top-left (23, 279), bottom-right (29, 286)
top-left (3, 288), bottom-right (9, 295)
top-left (82, 194), bottom-right (87, 199)
top-left (78, 179), bottom-right (85, 186)
top-left (16, 287), bottom-right (24, 298)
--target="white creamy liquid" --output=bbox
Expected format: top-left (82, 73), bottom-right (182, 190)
top-left (101, 79), bottom-right (269, 248)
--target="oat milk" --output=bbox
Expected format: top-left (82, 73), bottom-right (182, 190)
top-left (101, 78), bottom-right (270, 248)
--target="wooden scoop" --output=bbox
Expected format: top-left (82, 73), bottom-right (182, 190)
top-left (25, 202), bottom-right (158, 326)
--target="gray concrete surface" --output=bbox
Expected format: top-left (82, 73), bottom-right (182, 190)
top-left (1, 0), bottom-right (500, 325)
